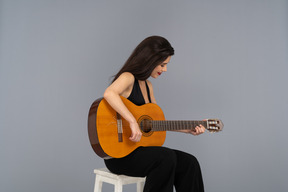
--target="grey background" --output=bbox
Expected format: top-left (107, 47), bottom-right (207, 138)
top-left (1, 0), bottom-right (287, 192)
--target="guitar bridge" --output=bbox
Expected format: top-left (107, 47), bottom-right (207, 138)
top-left (116, 113), bottom-right (123, 142)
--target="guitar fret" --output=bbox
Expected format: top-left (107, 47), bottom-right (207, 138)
top-left (152, 120), bottom-right (208, 132)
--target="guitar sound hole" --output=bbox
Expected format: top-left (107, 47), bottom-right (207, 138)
top-left (138, 115), bottom-right (153, 137)
top-left (140, 119), bottom-right (152, 133)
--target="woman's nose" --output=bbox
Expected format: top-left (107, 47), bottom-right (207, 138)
top-left (163, 65), bottom-right (167, 72)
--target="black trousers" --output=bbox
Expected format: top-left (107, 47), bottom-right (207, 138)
top-left (104, 146), bottom-right (204, 192)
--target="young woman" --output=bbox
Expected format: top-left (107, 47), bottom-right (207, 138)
top-left (103, 36), bottom-right (205, 192)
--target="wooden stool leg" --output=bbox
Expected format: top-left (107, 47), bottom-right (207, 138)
top-left (94, 175), bottom-right (103, 192)
top-left (137, 181), bottom-right (144, 192)
top-left (114, 180), bottom-right (123, 192)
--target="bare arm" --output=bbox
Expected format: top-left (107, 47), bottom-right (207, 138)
top-left (103, 72), bottom-right (142, 142)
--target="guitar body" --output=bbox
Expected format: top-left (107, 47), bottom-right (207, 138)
top-left (88, 97), bottom-right (166, 159)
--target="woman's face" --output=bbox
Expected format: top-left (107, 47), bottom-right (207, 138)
top-left (150, 56), bottom-right (171, 78)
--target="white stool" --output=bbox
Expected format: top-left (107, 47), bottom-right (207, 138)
top-left (93, 168), bottom-right (146, 192)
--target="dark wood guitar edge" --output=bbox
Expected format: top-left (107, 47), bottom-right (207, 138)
top-left (88, 97), bottom-right (110, 159)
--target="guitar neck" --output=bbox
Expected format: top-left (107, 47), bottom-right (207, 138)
top-left (151, 120), bottom-right (207, 131)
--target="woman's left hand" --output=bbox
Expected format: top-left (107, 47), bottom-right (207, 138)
top-left (188, 124), bottom-right (205, 136)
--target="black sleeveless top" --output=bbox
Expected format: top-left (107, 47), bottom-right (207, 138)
top-left (127, 78), bottom-right (151, 106)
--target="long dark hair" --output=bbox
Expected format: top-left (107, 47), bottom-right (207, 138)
top-left (112, 36), bottom-right (174, 82)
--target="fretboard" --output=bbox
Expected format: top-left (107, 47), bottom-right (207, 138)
top-left (151, 120), bottom-right (207, 131)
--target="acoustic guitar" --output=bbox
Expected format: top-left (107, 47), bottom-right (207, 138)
top-left (88, 97), bottom-right (223, 159)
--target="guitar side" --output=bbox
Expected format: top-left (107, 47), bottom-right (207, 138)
top-left (88, 97), bottom-right (109, 158)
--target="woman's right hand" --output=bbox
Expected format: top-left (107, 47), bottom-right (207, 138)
top-left (129, 121), bottom-right (142, 142)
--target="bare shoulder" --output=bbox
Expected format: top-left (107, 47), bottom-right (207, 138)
top-left (115, 72), bottom-right (135, 85)
top-left (109, 72), bottom-right (135, 97)
top-left (119, 72), bottom-right (134, 80)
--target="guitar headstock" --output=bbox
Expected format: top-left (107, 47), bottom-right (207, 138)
top-left (206, 119), bottom-right (224, 132)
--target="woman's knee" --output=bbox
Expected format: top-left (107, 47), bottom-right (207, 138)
top-left (154, 147), bottom-right (177, 168)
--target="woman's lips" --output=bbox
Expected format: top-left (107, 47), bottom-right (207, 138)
top-left (158, 72), bottom-right (162, 75)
